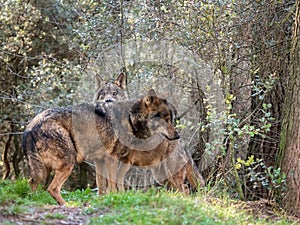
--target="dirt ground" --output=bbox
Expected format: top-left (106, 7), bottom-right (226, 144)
top-left (0, 205), bottom-right (106, 225)
top-left (0, 200), bottom-right (299, 224)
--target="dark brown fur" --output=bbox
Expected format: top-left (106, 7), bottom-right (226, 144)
top-left (23, 90), bottom-right (179, 205)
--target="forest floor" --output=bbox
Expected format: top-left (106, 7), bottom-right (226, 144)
top-left (0, 180), bottom-right (299, 225)
top-left (0, 200), bottom-right (300, 225)
top-left (1, 198), bottom-right (299, 225)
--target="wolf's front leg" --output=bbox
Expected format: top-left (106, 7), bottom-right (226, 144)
top-left (116, 162), bottom-right (131, 191)
top-left (104, 156), bottom-right (119, 192)
top-left (94, 157), bottom-right (108, 195)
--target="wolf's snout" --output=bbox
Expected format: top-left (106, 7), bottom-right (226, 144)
top-left (174, 132), bottom-right (180, 140)
top-left (163, 130), bottom-right (180, 140)
top-left (170, 130), bottom-right (180, 140)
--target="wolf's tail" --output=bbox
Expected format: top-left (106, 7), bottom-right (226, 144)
top-left (22, 130), bottom-right (49, 190)
top-left (22, 130), bottom-right (36, 160)
top-left (186, 158), bottom-right (205, 189)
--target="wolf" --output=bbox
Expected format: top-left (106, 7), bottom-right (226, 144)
top-left (22, 89), bottom-right (179, 205)
top-left (152, 144), bottom-right (205, 194)
top-left (110, 95), bottom-right (205, 193)
top-left (92, 72), bottom-right (128, 193)
top-left (94, 87), bottom-right (204, 194)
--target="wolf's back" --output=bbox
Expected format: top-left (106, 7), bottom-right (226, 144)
top-left (22, 108), bottom-right (72, 158)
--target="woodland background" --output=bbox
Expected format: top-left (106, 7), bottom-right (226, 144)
top-left (0, 0), bottom-right (299, 216)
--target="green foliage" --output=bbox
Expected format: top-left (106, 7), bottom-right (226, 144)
top-left (0, 0), bottom-right (44, 56)
top-left (24, 60), bottom-right (83, 110)
top-left (199, 85), bottom-right (277, 200)
top-left (224, 93), bottom-right (274, 141)
top-left (45, 213), bottom-right (67, 220)
top-left (243, 158), bottom-right (287, 202)
top-left (62, 188), bottom-right (95, 206)
top-left (235, 155), bottom-right (287, 202)
top-left (236, 155), bottom-right (255, 170)
top-left (0, 179), bottom-right (27, 203)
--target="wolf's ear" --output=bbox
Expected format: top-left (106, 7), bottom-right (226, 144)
top-left (159, 91), bottom-right (170, 100)
top-left (144, 89), bottom-right (157, 107)
top-left (114, 73), bottom-right (127, 89)
top-left (95, 74), bottom-right (105, 91)
top-left (144, 95), bottom-right (161, 109)
top-left (147, 89), bottom-right (157, 97)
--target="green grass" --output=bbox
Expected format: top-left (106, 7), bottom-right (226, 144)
top-left (89, 190), bottom-right (290, 225)
top-left (45, 213), bottom-right (67, 220)
top-left (0, 179), bottom-right (296, 225)
top-left (0, 178), bottom-right (56, 207)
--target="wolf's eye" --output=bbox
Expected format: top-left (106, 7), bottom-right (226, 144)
top-left (152, 113), bottom-right (161, 119)
top-left (112, 91), bottom-right (118, 96)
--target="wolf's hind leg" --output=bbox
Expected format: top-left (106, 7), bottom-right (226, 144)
top-left (167, 167), bottom-right (189, 194)
top-left (96, 174), bottom-right (108, 195)
top-left (186, 159), bottom-right (205, 189)
top-left (47, 164), bottom-right (74, 205)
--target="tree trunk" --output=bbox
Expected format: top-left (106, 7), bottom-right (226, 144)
top-left (278, 0), bottom-right (300, 216)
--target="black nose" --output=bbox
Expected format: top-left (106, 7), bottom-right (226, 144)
top-left (174, 132), bottom-right (180, 140)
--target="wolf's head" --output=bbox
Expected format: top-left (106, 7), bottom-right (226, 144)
top-left (93, 73), bottom-right (128, 104)
top-left (130, 89), bottom-right (180, 141)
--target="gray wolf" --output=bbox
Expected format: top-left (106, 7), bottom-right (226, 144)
top-left (93, 72), bottom-right (127, 103)
top-left (92, 72), bottom-right (128, 193)
top-left (162, 104), bottom-right (205, 192)
top-left (22, 90), bottom-right (179, 205)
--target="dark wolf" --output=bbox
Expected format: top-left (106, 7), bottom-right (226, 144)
top-left (93, 86), bottom-right (204, 194)
top-left (22, 90), bottom-right (179, 205)
top-left (111, 94), bottom-right (205, 193)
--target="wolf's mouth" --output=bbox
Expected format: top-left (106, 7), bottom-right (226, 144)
top-left (105, 98), bottom-right (115, 103)
top-left (161, 133), bottom-right (180, 141)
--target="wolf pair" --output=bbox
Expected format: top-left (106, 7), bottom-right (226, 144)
top-left (22, 73), bottom-right (204, 205)
top-left (94, 74), bottom-right (205, 194)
